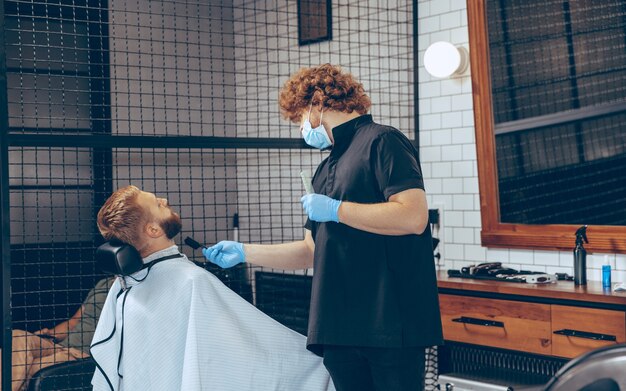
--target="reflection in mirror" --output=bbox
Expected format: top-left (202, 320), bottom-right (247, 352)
top-left (486, 0), bottom-right (626, 226)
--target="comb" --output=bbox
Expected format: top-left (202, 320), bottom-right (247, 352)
top-left (184, 236), bottom-right (205, 250)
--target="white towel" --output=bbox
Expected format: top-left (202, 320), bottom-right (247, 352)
top-left (91, 251), bottom-right (334, 391)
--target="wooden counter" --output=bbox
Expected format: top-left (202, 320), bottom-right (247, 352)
top-left (437, 271), bottom-right (626, 358)
top-left (437, 270), bottom-right (626, 310)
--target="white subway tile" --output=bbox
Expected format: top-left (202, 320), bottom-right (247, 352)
top-left (421, 162), bottom-right (432, 178)
top-left (431, 30), bottom-right (452, 43)
top-left (616, 254), bottom-right (626, 271)
top-left (452, 194), bottom-right (473, 210)
top-left (463, 211), bottom-right (481, 227)
top-left (452, 127), bottom-right (474, 144)
top-left (587, 269), bottom-right (601, 282)
top-left (430, 0), bottom-right (451, 15)
top-left (473, 194), bottom-right (481, 211)
top-left (443, 227), bottom-right (454, 243)
top-left (486, 248), bottom-right (509, 263)
top-left (462, 110), bottom-right (475, 127)
top-left (460, 8), bottom-right (468, 26)
top-left (431, 129), bottom-right (452, 145)
top-left (442, 145), bottom-right (463, 161)
top-left (465, 244), bottom-right (486, 261)
top-left (418, 2), bottom-right (430, 18)
top-left (474, 228), bottom-right (481, 244)
top-left (440, 11), bottom-right (462, 30)
top-left (419, 67), bottom-right (434, 82)
top-left (441, 111), bottom-right (463, 128)
top-left (445, 210), bottom-right (463, 227)
top-left (452, 161), bottom-right (473, 177)
top-left (418, 34), bottom-right (432, 51)
top-left (450, 0), bottom-right (466, 12)
top-left (425, 178), bottom-right (442, 194)
top-left (534, 251), bottom-right (560, 266)
top-left (432, 96), bottom-right (453, 113)
top-left (420, 81), bottom-right (442, 98)
top-left (451, 27), bottom-right (469, 45)
top-left (421, 146), bottom-right (442, 162)
top-left (419, 98), bottom-right (431, 115)
top-left (461, 75), bottom-right (473, 94)
top-left (432, 162), bottom-right (453, 177)
top-left (419, 131), bottom-right (432, 147)
top-left (431, 194), bottom-right (453, 208)
top-left (462, 144), bottom-right (477, 160)
top-left (441, 79), bottom-right (464, 95)
top-left (419, 15), bottom-right (440, 34)
top-left (421, 113), bottom-right (442, 130)
top-left (510, 249), bottom-right (534, 265)
top-left (443, 177), bottom-right (463, 193)
top-left (453, 227), bottom-right (475, 244)
top-left (445, 243), bottom-right (465, 260)
top-left (463, 177), bottom-right (479, 194)
top-left (452, 93), bottom-right (473, 110)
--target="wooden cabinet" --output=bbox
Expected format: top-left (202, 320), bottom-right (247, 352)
top-left (440, 294), bottom-right (552, 354)
top-left (437, 271), bottom-right (626, 360)
top-left (551, 305), bottom-right (626, 358)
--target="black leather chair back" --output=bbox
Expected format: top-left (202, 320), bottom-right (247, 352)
top-left (543, 344), bottom-right (626, 391)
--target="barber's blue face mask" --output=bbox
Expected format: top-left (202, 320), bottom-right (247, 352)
top-left (301, 107), bottom-right (332, 150)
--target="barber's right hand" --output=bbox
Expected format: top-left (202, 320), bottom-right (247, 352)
top-left (202, 240), bottom-right (245, 268)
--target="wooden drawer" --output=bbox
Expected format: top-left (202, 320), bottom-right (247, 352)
top-left (440, 294), bottom-right (552, 355)
top-left (551, 305), bottom-right (626, 358)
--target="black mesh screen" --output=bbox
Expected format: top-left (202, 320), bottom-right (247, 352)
top-left (487, 0), bottom-right (626, 225)
top-left (0, 1), bottom-right (438, 390)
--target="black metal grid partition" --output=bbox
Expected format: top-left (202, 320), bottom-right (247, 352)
top-left (0, 1), bottom-right (431, 390)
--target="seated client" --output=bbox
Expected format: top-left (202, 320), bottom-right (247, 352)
top-left (91, 185), bottom-right (333, 391)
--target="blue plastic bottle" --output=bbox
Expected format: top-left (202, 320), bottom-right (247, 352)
top-left (602, 255), bottom-right (612, 289)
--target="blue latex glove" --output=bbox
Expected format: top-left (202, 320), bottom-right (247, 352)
top-left (300, 194), bottom-right (342, 223)
top-left (202, 240), bottom-right (245, 268)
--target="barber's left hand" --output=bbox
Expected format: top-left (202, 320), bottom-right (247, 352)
top-left (301, 194), bottom-right (342, 223)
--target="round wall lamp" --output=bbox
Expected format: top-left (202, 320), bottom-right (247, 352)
top-left (423, 41), bottom-right (469, 78)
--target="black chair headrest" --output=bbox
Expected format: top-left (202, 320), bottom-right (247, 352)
top-left (96, 240), bottom-right (143, 276)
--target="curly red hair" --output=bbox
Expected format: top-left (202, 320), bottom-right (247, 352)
top-left (279, 64), bottom-right (371, 123)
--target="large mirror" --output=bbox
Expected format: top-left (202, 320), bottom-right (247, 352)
top-left (468, 0), bottom-right (626, 252)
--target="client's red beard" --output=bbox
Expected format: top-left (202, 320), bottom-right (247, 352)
top-left (160, 212), bottom-right (182, 239)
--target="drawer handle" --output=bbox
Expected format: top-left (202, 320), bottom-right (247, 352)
top-left (452, 316), bottom-right (504, 328)
top-left (553, 329), bottom-right (617, 342)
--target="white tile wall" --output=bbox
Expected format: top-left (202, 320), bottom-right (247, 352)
top-left (419, 0), bottom-right (623, 282)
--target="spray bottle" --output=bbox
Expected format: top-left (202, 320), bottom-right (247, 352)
top-left (602, 255), bottom-right (612, 289)
top-left (573, 225), bottom-right (588, 286)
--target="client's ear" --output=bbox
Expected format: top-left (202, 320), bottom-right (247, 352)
top-left (145, 221), bottom-right (164, 238)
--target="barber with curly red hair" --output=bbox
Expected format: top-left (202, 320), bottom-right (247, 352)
top-left (203, 64), bottom-right (442, 391)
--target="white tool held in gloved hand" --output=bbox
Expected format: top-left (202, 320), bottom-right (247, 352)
top-left (300, 170), bottom-right (314, 194)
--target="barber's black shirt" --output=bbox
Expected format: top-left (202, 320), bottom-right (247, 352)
top-left (305, 115), bottom-right (443, 355)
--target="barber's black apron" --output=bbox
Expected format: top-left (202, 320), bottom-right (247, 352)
top-left (305, 115), bottom-right (443, 356)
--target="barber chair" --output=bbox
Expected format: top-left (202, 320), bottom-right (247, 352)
top-left (27, 358), bottom-right (95, 391)
top-left (542, 343), bottom-right (626, 391)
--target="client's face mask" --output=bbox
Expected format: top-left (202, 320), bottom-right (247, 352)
top-left (301, 105), bottom-right (332, 150)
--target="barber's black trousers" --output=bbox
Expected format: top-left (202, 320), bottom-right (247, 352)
top-left (322, 345), bottom-right (426, 391)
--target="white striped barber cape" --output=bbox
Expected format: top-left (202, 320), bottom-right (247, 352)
top-left (90, 245), bottom-right (334, 391)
